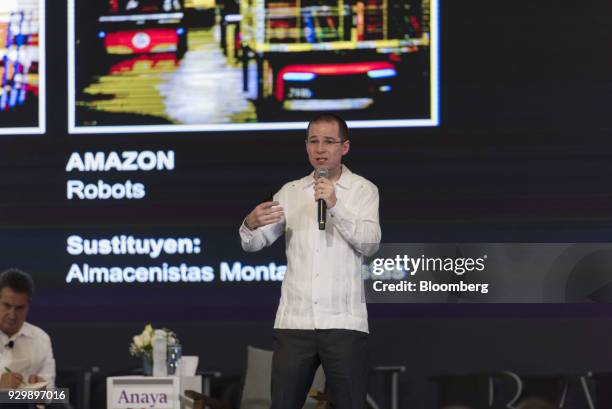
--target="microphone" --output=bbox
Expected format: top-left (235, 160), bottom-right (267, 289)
top-left (5, 340), bottom-right (14, 349)
top-left (315, 168), bottom-right (329, 230)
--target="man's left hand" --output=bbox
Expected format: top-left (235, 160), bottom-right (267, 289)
top-left (27, 375), bottom-right (44, 384)
top-left (314, 178), bottom-right (337, 208)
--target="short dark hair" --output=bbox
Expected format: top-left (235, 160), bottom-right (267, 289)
top-left (0, 268), bottom-right (34, 298)
top-left (307, 113), bottom-right (349, 141)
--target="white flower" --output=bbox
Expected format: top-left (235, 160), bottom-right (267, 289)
top-left (141, 330), bottom-right (151, 346)
top-left (129, 324), bottom-right (179, 359)
top-left (133, 335), bottom-right (144, 348)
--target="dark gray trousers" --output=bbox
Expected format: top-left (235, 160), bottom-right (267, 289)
top-left (270, 329), bottom-right (368, 409)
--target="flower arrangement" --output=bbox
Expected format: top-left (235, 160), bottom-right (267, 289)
top-left (129, 324), bottom-right (179, 362)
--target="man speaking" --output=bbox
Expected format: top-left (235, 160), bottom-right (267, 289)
top-left (239, 113), bottom-right (381, 409)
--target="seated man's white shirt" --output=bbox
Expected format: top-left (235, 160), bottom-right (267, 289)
top-left (240, 165), bottom-right (381, 333)
top-left (0, 322), bottom-right (55, 387)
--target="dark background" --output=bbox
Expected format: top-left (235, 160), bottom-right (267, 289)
top-left (1, 0), bottom-right (612, 407)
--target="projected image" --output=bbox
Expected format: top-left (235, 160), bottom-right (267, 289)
top-left (69, 0), bottom-right (436, 132)
top-left (0, 0), bottom-right (45, 134)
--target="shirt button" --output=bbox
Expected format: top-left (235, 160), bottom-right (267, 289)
top-left (314, 301), bottom-right (318, 305)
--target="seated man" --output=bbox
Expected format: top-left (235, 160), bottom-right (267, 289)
top-left (0, 268), bottom-right (55, 389)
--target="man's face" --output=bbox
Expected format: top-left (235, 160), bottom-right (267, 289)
top-left (306, 120), bottom-right (350, 174)
top-left (0, 287), bottom-right (29, 337)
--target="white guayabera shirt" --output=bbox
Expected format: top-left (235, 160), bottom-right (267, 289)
top-left (240, 165), bottom-right (381, 333)
top-left (0, 322), bottom-right (56, 387)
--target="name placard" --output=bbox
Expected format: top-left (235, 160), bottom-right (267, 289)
top-left (107, 377), bottom-right (179, 409)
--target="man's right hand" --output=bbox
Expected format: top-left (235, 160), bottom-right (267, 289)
top-left (245, 201), bottom-right (284, 230)
top-left (0, 372), bottom-right (23, 389)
